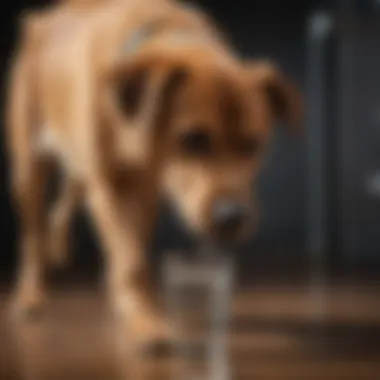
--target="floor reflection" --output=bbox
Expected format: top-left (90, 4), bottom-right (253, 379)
top-left (2, 294), bottom-right (181, 380)
top-left (1, 282), bottom-right (380, 380)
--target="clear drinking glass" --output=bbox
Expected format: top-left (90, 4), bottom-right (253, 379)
top-left (163, 250), bottom-right (235, 380)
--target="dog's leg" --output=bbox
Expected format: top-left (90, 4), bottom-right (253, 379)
top-left (48, 175), bottom-right (82, 268)
top-left (86, 182), bottom-right (170, 345)
top-left (10, 157), bottom-right (51, 318)
top-left (7, 45), bottom-right (52, 318)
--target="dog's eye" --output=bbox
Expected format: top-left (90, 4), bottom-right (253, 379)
top-left (236, 138), bottom-right (260, 157)
top-left (180, 130), bottom-right (212, 155)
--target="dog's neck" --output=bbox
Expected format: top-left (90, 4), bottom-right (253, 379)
top-left (121, 20), bottom-right (166, 56)
top-left (119, 18), bottom-right (237, 74)
top-left (121, 1), bottom-right (212, 56)
top-left (120, 12), bottom-right (230, 57)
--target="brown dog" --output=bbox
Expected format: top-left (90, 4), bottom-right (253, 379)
top-left (6, 0), bottom-right (302, 345)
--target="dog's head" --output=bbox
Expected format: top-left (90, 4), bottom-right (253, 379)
top-left (106, 50), bottom-right (302, 245)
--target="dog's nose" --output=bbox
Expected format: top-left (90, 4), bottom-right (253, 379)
top-left (212, 199), bottom-right (247, 235)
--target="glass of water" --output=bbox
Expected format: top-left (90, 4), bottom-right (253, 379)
top-left (162, 250), bottom-right (235, 380)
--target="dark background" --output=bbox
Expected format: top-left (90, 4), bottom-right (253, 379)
top-left (1, 0), bottom-right (380, 283)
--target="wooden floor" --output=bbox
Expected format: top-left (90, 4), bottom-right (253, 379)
top-left (1, 281), bottom-right (380, 380)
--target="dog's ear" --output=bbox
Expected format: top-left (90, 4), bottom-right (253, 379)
top-left (115, 62), bottom-right (150, 118)
top-left (245, 60), bottom-right (303, 134)
top-left (109, 56), bottom-right (188, 129)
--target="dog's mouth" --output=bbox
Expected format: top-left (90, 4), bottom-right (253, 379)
top-left (198, 218), bottom-right (253, 251)
top-left (208, 202), bottom-right (253, 247)
top-left (211, 227), bottom-right (250, 248)
top-left (194, 230), bottom-right (249, 258)
top-left (167, 197), bottom-right (254, 248)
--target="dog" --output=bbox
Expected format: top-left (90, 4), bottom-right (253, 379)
top-left (6, 0), bottom-right (302, 346)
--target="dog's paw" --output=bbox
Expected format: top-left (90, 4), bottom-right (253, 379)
top-left (8, 290), bottom-right (47, 320)
top-left (127, 308), bottom-right (179, 354)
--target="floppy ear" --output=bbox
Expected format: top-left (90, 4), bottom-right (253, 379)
top-left (109, 56), bottom-right (188, 131)
top-left (245, 60), bottom-right (303, 134)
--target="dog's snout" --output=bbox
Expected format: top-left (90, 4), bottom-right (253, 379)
top-left (212, 199), bottom-right (247, 235)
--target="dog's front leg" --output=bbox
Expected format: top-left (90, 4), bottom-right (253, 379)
top-left (86, 182), bottom-right (171, 346)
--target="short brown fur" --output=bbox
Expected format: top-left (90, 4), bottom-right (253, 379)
top-left (6, 0), bottom-right (302, 345)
